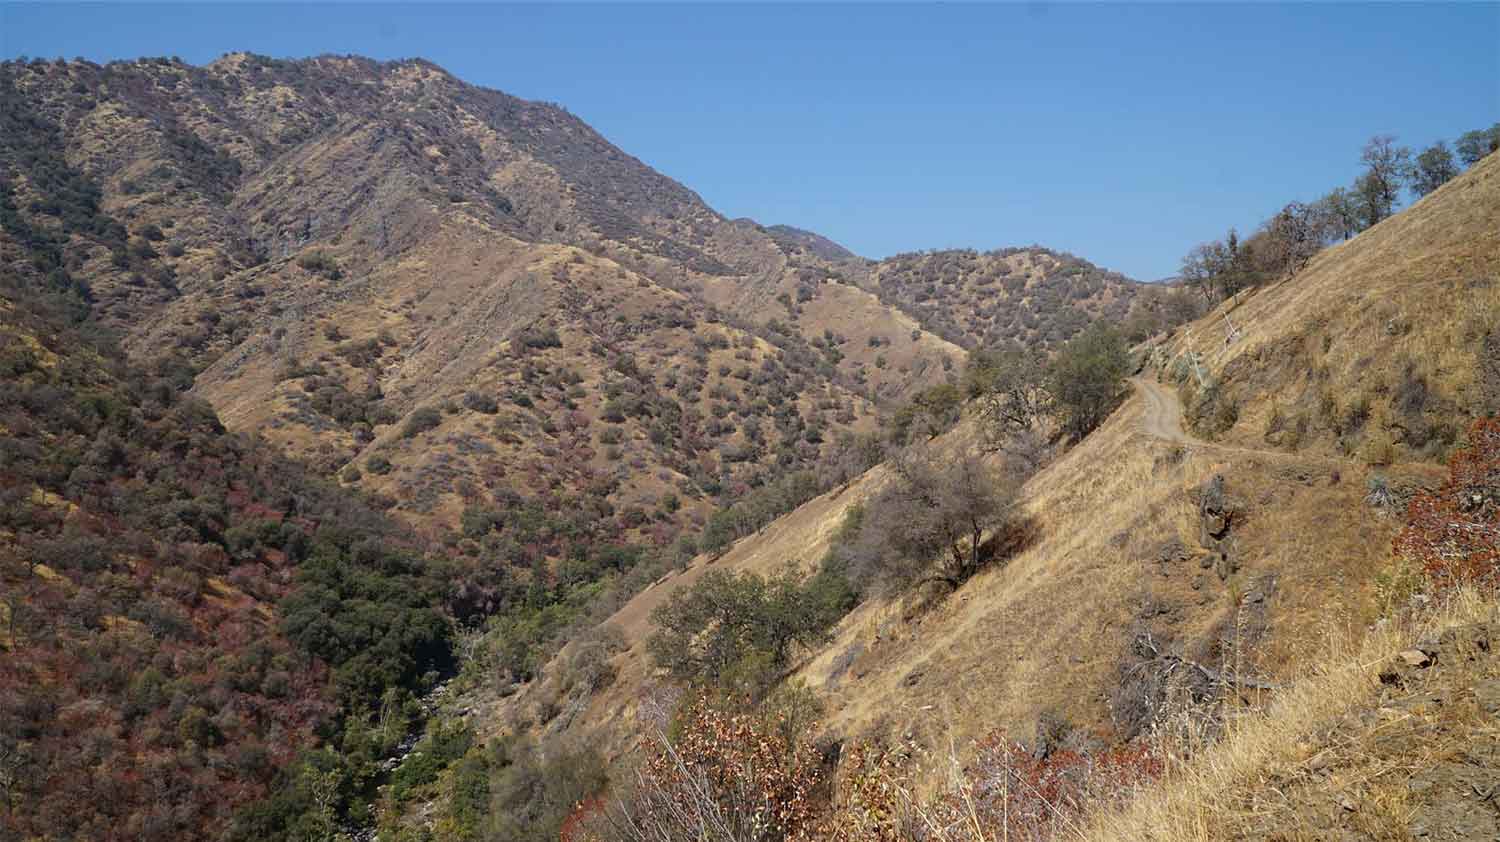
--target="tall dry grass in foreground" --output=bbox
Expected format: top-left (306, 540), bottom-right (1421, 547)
top-left (824, 587), bottom-right (1494, 842)
top-left (1079, 586), bottom-right (1496, 842)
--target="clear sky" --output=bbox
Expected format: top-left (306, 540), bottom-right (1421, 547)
top-left (3, 3), bottom-right (1496, 279)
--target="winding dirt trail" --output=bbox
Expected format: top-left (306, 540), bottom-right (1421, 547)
top-left (1131, 376), bottom-right (1196, 446)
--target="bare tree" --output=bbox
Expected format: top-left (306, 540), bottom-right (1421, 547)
top-left (1356, 134), bottom-right (1412, 226)
top-left (1178, 241), bottom-right (1225, 301)
top-left (1261, 201), bottom-right (1322, 277)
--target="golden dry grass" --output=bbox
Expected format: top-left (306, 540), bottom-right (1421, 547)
top-left (548, 375), bottom-right (1438, 774)
top-left (1158, 153), bottom-right (1500, 462)
top-left (1081, 588), bottom-right (1500, 841)
top-left (799, 390), bottom-right (1436, 769)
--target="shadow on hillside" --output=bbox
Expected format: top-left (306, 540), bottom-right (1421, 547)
top-left (976, 514), bottom-right (1043, 577)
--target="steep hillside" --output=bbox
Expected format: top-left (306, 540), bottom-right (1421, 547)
top-left (0, 247), bottom-right (453, 841)
top-left (1, 55), bottom-right (944, 543)
top-left (485, 379), bottom-right (1443, 774)
top-left (1150, 152), bottom-right (1500, 464)
top-left (1087, 589), bottom-right (1500, 841)
top-left (482, 159), bottom-right (1498, 797)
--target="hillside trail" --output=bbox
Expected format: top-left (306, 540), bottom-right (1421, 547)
top-left (1131, 375), bottom-right (1196, 446)
top-left (1129, 376), bottom-right (1447, 489)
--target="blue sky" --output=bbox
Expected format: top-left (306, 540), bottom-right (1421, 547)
top-left (3, 3), bottom-right (1496, 280)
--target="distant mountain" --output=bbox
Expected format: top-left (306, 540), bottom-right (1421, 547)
top-left (860, 247), bottom-right (1147, 350)
top-left (763, 223), bottom-right (860, 262)
top-left (0, 54), bottom-right (966, 542)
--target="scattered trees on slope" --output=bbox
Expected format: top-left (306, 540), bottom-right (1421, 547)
top-left (1181, 124), bottom-right (1499, 303)
top-left (964, 324), bottom-right (1129, 458)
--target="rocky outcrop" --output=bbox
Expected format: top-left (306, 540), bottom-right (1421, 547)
top-left (1196, 474), bottom-right (1241, 581)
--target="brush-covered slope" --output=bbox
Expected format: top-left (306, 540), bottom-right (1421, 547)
top-left (860, 247), bottom-right (1147, 349)
top-left (1150, 151), bottom-right (1500, 463)
top-left (1, 54), bottom-right (960, 540)
top-left (0, 245), bottom-right (454, 841)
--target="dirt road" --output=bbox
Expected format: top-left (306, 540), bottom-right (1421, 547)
top-left (1131, 376), bottom-right (1196, 446)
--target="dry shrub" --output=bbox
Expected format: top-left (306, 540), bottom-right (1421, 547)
top-left (823, 735), bottom-right (1163, 842)
top-left (1395, 416), bottom-right (1500, 588)
top-left (574, 692), bottom-right (827, 842)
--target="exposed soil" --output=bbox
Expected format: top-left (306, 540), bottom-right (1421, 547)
top-left (1134, 375), bottom-right (1196, 446)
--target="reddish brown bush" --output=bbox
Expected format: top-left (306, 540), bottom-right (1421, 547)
top-left (1395, 417), bottom-right (1500, 588)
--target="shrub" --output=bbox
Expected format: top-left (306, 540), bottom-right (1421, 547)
top-left (463, 391), bottom-right (499, 414)
top-left (296, 250), bottom-right (342, 280)
top-left (514, 326), bottom-right (562, 349)
top-left (1395, 417), bottom-right (1500, 588)
top-left (487, 737), bottom-right (608, 842)
top-left (827, 732), bottom-right (1163, 841)
top-left (401, 407), bottom-right (443, 438)
top-left (575, 693), bottom-right (826, 842)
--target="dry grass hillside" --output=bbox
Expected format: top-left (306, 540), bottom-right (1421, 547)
top-left (1150, 152), bottom-right (1500, 465)
top-left (1085, 588), bottom-right (1500, 841)
top-left (494, 379), bottom-right (1443, 774)
top-left (183, 216), bottom-right (882, 538)
top-left (486, 166), bottom-right (1499, 795)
